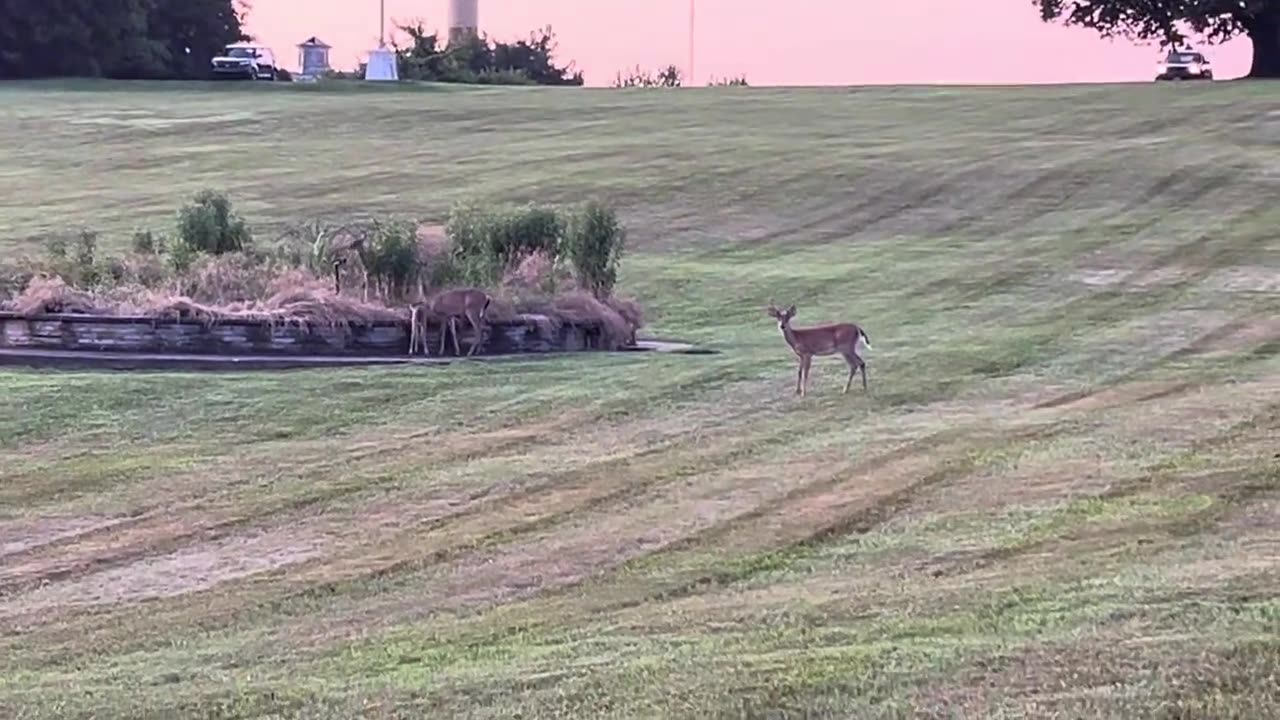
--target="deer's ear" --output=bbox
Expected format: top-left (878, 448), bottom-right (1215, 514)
top-left (786, 305), bottom-right (796, 316)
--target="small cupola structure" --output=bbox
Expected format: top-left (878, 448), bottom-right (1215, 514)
top-left (296, 36), bottom-right (332, 78)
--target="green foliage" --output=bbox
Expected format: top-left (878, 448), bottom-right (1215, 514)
top-left (1034, 0), bottom-right (1280, 78)
top-left (393, 23), bottom-right (585, 86)
top-left (613, 65), bottom-right (683, 88)
top-left (445, 199), bottom-right (626, 297)
top-left (39, 231), bottom-right (105, 287)
top-left (31, 229), bottom-right (170, 290)
top-left (271, 219), bottom-right (347, 277)
top-left (357, 219), bottom-right (419, 301)
top-left (708, 74), bottom-right (749, 87)
top-left (175, 190), bottom-right (252, 257)
top-left (446, 201), bottom-right (566, 286)
top-left (562, 201), bottom-right (626, 298)
top-left (0, 0), bottom-right (247, 79)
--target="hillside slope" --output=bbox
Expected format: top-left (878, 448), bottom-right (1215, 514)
top-left (1, 81), bottom-right (1278, 718)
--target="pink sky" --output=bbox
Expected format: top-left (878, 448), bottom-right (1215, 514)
top-left (246, 0), bottom-right (1251, 85)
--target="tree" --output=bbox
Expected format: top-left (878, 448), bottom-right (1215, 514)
top-left (0, 0), bottom-right (245, 79)
top-left (392, 20), bottom-right (584, 85)
top-left (145, 0), bottom-right (248, 79)
top-left (1034, 0), bottom-right (1280, 78)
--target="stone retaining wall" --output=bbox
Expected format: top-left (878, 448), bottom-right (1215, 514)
top-left (0, 312), bottom-right (608, 357)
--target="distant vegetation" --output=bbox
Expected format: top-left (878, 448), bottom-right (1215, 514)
top-left (612, 66), bottom-right (750, 88)
top-left (613, 65), bottom-right (685, 88)
top-left (0, 0), bottom-right (246, 79)
top-left (391, 23), bottom-right (584, 86)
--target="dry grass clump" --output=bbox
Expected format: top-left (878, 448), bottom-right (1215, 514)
top-left (512, 290), bottom-right (636, 349)
top-left (501, 250), bottom-right (561, 292)
top-left (2, 271), bottom-right (403, 329)
top-left (3, 276), bottom-right (102, 315)
top-left (605, 295), bottom-right (646, 343)
top-left (167, 252), bottom-right (282, 305)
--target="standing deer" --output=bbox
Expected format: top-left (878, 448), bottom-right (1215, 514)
top-left (408, 302), bottom-right (455, 356)
top-left (766, 301), bottom-right (871, 396)
top-left (409, 288), bottom-right (492, 357)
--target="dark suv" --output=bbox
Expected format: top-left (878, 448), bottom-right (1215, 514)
top-left (1156, 50), bottom-right (1213, 81)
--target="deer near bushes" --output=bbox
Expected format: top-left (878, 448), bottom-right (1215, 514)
top-left (766, 301), bottom-right (871, 397)
top-left (409, 288), bottom-right (492, 357)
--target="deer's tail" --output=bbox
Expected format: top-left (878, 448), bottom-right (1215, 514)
top-left (857, 328), bottom-right (871, 352)
top-left (481, 297), bottom-right (492, 320)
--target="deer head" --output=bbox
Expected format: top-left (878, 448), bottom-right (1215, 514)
top-left (765, 301), bottom-right (797, 327)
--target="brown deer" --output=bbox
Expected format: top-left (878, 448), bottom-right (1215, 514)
top-left (766, 301), bottom-right (871, 396)
top-left (424, 288), bottom-right (492, 357)
top-left (407, 302), bottom-right (455, 357)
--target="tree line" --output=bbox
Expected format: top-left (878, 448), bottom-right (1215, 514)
top-left (2, 0), bottom-right (1276, 82)
top-left (0, 0), bottom-right (247, 79)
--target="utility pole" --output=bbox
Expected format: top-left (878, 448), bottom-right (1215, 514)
top-left (688, 0), bottom-right (695, 85)
top-left (379, 0), bottom-right (386, 46)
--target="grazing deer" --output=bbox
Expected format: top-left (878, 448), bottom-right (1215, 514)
top-left (766, 301), bottom-right (871, 396)
top-left (408, 302), bottom-right (453, 356)
top-left (429, 288), bottom-right (492, 357)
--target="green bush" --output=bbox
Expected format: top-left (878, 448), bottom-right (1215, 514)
top-left (562, 201), bottom-right (626, 298)
top-left (358, 219), bottom-right (418, 301)
top-left (40, 231), bottom-right (105, 287)
top-left (175, 190), bottom-right (252, 256)
top-left (446, 201), bottom-right (565, 285)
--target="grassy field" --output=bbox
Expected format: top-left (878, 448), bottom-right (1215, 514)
top-left (1, 79), bottom-right (1279, 718)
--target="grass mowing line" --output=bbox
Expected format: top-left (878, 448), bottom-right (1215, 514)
top-left (3, 83), bottom-right (1280, 717)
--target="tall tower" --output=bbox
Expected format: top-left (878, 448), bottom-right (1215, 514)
top-left (449, 0), bottom-right (479, 45)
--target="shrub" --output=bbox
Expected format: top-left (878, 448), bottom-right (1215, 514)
top-left (562, 201), bottom-right (626, 298)
top-left (130, 229), bottom-right (164, 255)
top-left (38, 231), bottom-right (105, 288)
top-left (352, 219), bottom-right (418, 302)
top-left (613, 64), bottom-right (682, 88)
top-left (167, 252), bottom-right (279, 305)
top-left (502, 250), bottom-right (565, 294)
top-left (446, 201), bottom-right (563, 285)
top-left (175, 189), bottom-right (252, 256)
top-left (491, 204), bottom-right (562, 269)
top-left (271, 219), bottom-right (348, 277)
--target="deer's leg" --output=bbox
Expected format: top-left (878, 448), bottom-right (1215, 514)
top-left (470, 311), bottom-right (490, 356)
top-left (860, 357), bottom-right (868, 392)
top-left (408, 309), bottom-right (417, 356)
top-left (842, 353), bottom-right (858, 394)
top-left (462, 312), bottom-right (478, 357)
top-left (795, 358), bottom-right (804, 395)
top-left (799, 355), bottom-right (812, 397)
top-left (450, 317), bottom-right (463, 356)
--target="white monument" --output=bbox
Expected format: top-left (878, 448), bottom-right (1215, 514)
top-left (365, 47), bottom-right (398, 81)
top-left (364, 0), bottom-right (398, 82)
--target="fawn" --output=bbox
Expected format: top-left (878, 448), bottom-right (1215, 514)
top-left (409, 288), bottom-right (491, 357)
top-left (766, 302), bottom-right (871, 396)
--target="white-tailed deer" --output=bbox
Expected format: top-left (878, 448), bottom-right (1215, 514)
top-left (766, 301), bottom-right (871, 396)
top-left (410, 288), bottom-right (491, 357)
top-left (408, 302), bottom-right (455, 357)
